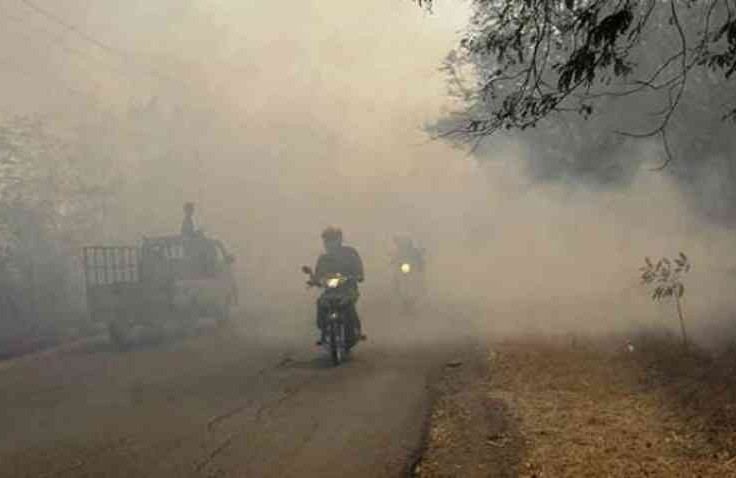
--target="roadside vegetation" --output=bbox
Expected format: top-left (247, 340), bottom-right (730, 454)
top-left (0, 84), bottom-right (222, 357)
top-left (416, 336), bottom-right (736, 477)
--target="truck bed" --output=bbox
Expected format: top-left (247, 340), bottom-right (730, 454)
top-left (83, 246), bottom-right (171, 323)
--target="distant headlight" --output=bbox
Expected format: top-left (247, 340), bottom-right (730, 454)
top-left (326, 277), bottom-right (341, 288)
top-left (400, 263), bottom-right (411, 274)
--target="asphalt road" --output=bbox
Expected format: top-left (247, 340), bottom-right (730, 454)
top-left (0, 308), bottom-right (466, 478)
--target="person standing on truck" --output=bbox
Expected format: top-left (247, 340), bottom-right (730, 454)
top-left (181, 202), bottom-right (196, 237)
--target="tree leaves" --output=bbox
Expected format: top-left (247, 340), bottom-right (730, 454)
top-left (422, 0), bottom-right (736, 173)
top-left (640, 253), bottom-right (690, 303)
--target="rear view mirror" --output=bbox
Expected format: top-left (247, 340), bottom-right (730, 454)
top-left (301, 265), bottom-right (313, 275)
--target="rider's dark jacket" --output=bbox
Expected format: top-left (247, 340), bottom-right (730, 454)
top-left (315, 245), bottom-right (364, 284)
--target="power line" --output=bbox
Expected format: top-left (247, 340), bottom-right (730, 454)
top-left (0, 12), bottom-right (141, 85)
top-left (0, 11), bottom-right (159, 113)
top-left (16, 0), bottom-right (177, 84)
top-left (2, 2), bottom-right (249, 114)
top-left (0, 12), bottom-right (217, 115)
top-left (18, 0), bottom-right (124, 58)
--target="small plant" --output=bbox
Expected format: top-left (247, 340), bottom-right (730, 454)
top-left (640, 253), bottom-right (691, 347)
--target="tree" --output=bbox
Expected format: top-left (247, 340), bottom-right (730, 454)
top-left (417, 1), bottom-right (736, 169)
top-left (0, 115), bottom-right (111, 337)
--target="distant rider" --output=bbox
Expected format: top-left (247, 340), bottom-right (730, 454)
top-left (392, 234), bottom-right (425, 272)
top-left (312, 226), bottom-right (365, 345)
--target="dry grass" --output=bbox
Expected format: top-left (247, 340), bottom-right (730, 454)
top-left (416, 336), bottom-right (736, 477)
top-left (414, 345), bottom-right (524, 478)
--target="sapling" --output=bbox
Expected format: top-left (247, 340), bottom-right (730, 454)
top-left (640, 253), bottom-right (691, 347)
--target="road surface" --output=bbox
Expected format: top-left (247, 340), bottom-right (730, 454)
top-left (0, 309), bottom-right (466, 478)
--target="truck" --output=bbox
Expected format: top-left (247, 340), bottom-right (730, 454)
top-left (83, 234), bottom-right (238, 348)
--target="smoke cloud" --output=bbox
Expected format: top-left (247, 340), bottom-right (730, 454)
top-left (1, 0), bottom-right (735, 349)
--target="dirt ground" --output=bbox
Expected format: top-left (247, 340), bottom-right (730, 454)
top-left (414, 336), bottom-right (736, 477)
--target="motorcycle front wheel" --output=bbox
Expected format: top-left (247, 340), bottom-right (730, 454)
top-left (330, 322), bottom-right (349, 366)
top-left (329, 324), bottom-right (339, 365)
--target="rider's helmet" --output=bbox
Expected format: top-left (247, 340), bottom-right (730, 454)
top-left (321, 226), bottom-right (343, 244)
top-left (183, 202), bottom-right (195, 215)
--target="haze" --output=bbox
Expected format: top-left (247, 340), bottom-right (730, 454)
top-left (2, 0), bottom-right (735, 346)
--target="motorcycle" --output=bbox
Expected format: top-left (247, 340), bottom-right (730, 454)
top-left (301, 266), bottom-right (359, 365)
top-left (393, 257), bottom-right (425, 310)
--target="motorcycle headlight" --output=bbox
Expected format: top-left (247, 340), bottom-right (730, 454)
top-left (326, 277), bottom-right (341, 288)
top-left (400, 263), bottom-right (411, 274)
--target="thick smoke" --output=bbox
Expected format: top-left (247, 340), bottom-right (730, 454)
top-left (1, 0), bottom-right (735, 349)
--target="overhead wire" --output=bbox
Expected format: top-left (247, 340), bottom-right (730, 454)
top-left (18, 0), bottom-right (129, 58)
top-left (0, 9), bottom-right (138, 107)
top-left (0, 1), bottom-right (250, 113)
top-left (0, 3), bottom-right (189, 111)
top-left (16, 0), bottom-right (178, 84)
top-left (0, 10), bottom-right (140, 86)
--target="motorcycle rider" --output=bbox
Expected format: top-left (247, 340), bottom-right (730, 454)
top-left (392, 234), bottom-right (425, 272)
top-left (312, 226), bottom-right (365, 345)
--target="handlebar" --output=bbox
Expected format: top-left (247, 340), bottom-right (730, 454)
top-left (301, 265), bottom-right (362, 288)
top-left (304, 275), bottom-right (362, 289)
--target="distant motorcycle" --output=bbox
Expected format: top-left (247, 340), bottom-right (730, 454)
top-left (392, 257), bottom-right (425, 310)
top-left (301, 266), bottom-right (359, 365)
